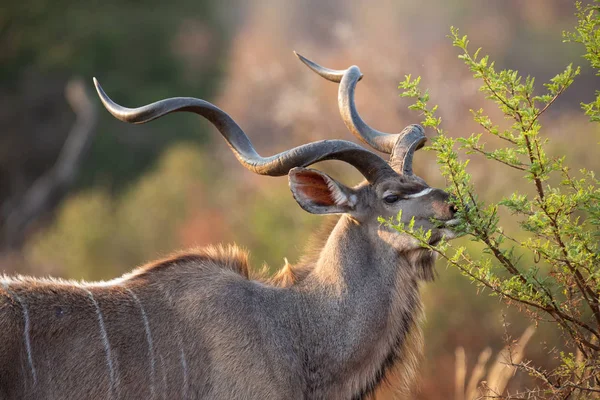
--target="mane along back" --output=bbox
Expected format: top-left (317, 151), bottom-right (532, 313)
top-left (128, 244), bottom-right (251, 281)
top-left (268, 216), bottom-right (340, 287)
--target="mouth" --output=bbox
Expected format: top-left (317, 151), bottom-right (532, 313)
top-left (428, 237), bottom-right (442, 246)
top-left (432, 217), bottom-right (461, 228)
top-left (428, 232), bottom-right (444, 246)
top-left (428, 218), bottom-right (462, 245)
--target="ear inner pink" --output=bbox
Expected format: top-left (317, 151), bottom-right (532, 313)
top-left (294, 172), bottom-right (336, 206)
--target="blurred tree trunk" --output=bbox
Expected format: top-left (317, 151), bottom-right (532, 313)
top-left (0, 78), bottom-right (97, 250)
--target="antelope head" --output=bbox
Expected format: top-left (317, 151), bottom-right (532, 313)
top-left (289, 54), bottom-right (459, 262)
top-left (0, 53), bottom-right (463, 400)
top-left (92, 56), bottom-right (460, 398)
top-left (94, 55), bottom-right (458, 264)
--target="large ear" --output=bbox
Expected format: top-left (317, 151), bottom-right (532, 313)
top-left (288, 167), bottom-right (357, 215)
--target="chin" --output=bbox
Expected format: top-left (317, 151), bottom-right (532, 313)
top-left (443, 227), bottom-right (464, 240)
top-left (408, 247), bottom-right (438, 281)
top-left (428, 228), bottom-right (461, 246)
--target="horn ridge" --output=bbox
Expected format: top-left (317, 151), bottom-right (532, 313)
top-left (295, 55), bottom-right (428, 174)
top-left (389, 124), bottom-right (427, 176)
top-left (295, 54), bottom-right (398, 154)
top-left (93, 78), bottom-right (395, 182)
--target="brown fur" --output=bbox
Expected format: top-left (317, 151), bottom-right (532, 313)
top-left (268, 261), bottom-right (301, 287)
top-left (84, 56), bottom-right (463, 399)
top-left (372, 306), bottom-right (425, 399)
top-left (268, 216), bottom-right (339, 288)
top-left (0, 244), bottom-right (254, 400)
top-left (128, 244), bottom-right (251, 280)
top-left (0, 227), bottom-right (435, 400)
top-left (0, 172), bottom-right (458, 399)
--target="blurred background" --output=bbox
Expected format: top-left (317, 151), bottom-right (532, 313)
top-left (2, 0), bottom-right (599, 397)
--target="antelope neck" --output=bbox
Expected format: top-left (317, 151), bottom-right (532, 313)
top-left (309, 215), bottom-right (407, 290)
top-left (296, 215), bottom-right (421, 394)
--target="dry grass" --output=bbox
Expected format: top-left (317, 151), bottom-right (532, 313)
top-left (455, 326), bottom-right (536, 400)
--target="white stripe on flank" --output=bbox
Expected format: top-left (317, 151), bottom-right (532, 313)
top-left (159, 354), bottom-right (167, 400)
top-left (20, 356), bottom-right (27, 390)
top-left (405, 187), bottom-right (435, 199)
top-left (125, 288), bottom-right (156, 399)
top-left (157, 283), bottom-right (188, 398)
top-left (84, 288), bottom-right (115, 398)
top-left (2, 282), bottom-right (37, 384)
top-left (179, 339), bottom-right (189, 399)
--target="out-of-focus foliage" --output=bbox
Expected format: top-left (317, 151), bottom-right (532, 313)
top-left (0, 0), bottom-right (229, 200)
top-left (238, 186), bottom-right (321, 272)
top-left (25, 139), bottom-right (320, 278)
top-left (4, 0), bottom-right (600, 398)
top-left (566, 1), bottom-right (600, 121)
top-left (26, 144), bottom-right (215, 279)
top-left (392, 2), bottom-right (600, 397)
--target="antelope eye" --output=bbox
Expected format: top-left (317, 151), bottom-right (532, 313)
top-left (383, 194), bottom-right (400, 204)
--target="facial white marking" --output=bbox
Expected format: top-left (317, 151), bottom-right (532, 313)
top-left (125, 288), bottom-right (156, 398)
top-left (84, 288), bottom-right (115, 398)
top-left (2, 282), bottom-right (37, 384)
top-left (405, 187), bottom-right (435, 199)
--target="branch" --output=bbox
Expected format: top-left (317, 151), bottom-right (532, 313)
top-left (2, 78), bottom-right (98, 248)
top-left (428, 242), bottom-right (600, 351)
top-left (467, 146), bottom-right (528, 171)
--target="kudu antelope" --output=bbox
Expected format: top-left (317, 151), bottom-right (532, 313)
top-left (0, 53), bottom-right (459, 400)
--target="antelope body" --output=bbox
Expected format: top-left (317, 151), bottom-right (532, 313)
top-left (0, 54), bottom-right (459, 399)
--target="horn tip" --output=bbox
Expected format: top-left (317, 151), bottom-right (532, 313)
top-left (294, 51), bottom-right (311, 66)
top-left (293, 52), bottom-right (346, 83)
top-left (92, 77), bottom-right (105, 97)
